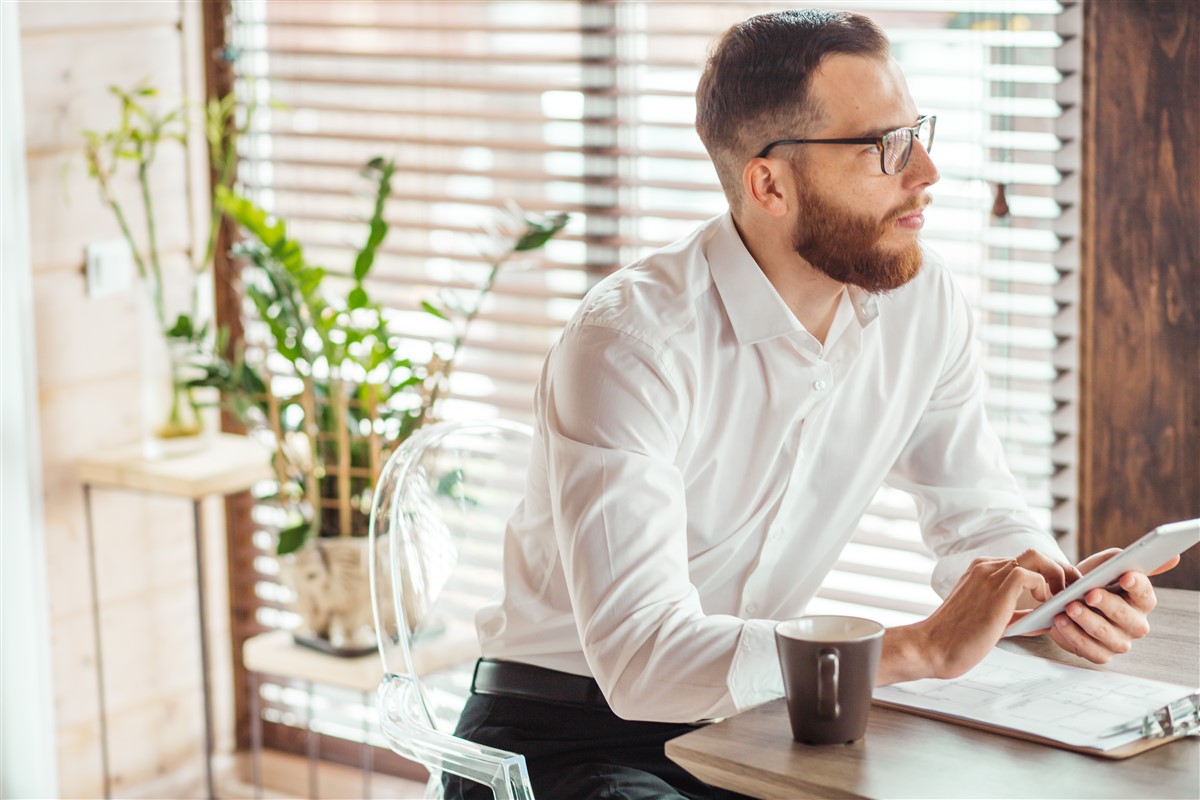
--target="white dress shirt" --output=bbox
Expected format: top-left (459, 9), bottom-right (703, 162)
top-left (477, 210), bottom-right (1067, 723)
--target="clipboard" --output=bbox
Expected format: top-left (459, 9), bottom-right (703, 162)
top-left (872, 648), bottom-right (1200, 760)
top-left (873, 691), bottom-right (1199, 759)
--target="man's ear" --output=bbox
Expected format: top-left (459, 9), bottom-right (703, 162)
top-left (742, 158), bottom-right (792, 218)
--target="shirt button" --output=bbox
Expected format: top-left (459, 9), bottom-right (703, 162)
top-left (744, 603), bottom-right (758, 615)
top-left (813, 380), bottom-right (827, 391)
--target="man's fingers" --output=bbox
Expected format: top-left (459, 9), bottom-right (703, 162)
top-left (1118, 568), bottom-right (1156, 614)
top-left (1083, 586), bottom-right (1150, 638)
top-left (1012, 549), bottom-right (1069, 594)
top-left (1063, 600), bottom-right (1132, 655)
top-left (1111, 571), bottom-right (1157, 614)
top-left (1002, 563), bottom-right (1050, 604)
top-left (1051, 614), bottom-right (1118, 664)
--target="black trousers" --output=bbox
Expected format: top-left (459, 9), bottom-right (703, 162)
top-left (445, 689), bottom-right (754, 800)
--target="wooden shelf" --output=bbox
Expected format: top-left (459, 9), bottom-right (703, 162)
top-left (244, 631), bottom-right (385, 694)
top-left (77, 433), bottom-right (273, 499)
top-left (243, 626), bottom-right (480, 694)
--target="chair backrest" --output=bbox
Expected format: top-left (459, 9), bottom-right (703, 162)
top-left (369, 419), bottom-right (535, 800)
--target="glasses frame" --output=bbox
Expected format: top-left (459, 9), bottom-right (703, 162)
top-left (754, 114), bottom-right (936, 175)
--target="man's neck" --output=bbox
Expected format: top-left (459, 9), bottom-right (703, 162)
top-left (732, 213), bottom-right (846, 346)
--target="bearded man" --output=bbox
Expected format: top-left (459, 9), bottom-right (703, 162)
top-left (446, 9), bottom-right (1170, 800)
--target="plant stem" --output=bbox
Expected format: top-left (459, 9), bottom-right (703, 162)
top-left (418, 253), bottom-right (509, 428)
top-left (137, 144), bottom-right (167, 331)
top-left (95, 177), bottom-right (151, 289)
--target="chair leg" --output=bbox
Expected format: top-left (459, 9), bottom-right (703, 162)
top-left (361, 690), bottom-right (372, 799)
top-left (306, 680), bottom-right (318, 799)
top-left (423, 772), bottom-right (442, 800)
top-left (250, 671), bottom-right (263, 800)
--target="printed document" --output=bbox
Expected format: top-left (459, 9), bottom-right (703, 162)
top-left (873, 647), bottom-right (1198, 750)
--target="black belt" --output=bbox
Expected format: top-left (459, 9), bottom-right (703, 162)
top-left (471, 658), bottom-right (610, 710)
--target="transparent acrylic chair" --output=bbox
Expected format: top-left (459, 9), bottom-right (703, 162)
top-left (369, 419), bottom-right (536, 800)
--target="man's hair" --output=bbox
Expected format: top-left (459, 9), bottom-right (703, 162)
top-left (695, 10), bottom-right (890, 207)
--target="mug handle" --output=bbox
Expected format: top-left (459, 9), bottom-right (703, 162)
top-left (818, 648), bottom-right (840, 720)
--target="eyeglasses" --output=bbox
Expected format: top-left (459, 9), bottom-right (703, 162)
top-left (754, 115), bottom-right (936, 175)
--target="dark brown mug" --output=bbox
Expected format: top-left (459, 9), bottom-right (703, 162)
top-left (775, 615), bottom-right (884, 745)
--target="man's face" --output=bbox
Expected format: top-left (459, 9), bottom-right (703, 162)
top-left (789, 163), bottom-right (929, 293)
top-left (785, 54), bottom-right (939, 293)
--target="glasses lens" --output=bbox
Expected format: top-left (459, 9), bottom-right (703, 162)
top-left (881, 128), bottom-right (912, 175)
top-left (917, 116), bottom-right (935, 154)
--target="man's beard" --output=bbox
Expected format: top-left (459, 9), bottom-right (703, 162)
top-left (791, 178), bottom-right (930, 294)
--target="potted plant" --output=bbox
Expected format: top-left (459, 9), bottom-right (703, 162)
top-left (193, 158), bottom-right (568, 654)
top-left (82, 85), bottom-right (248, 456)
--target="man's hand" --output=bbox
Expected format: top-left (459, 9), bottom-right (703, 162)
top-left (877, 549), bottom-right (1075, 685)
top-left (1046, 549), bottom-right (1179, 664)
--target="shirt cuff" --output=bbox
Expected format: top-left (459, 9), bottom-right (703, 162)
top-left (726, 618), bottom-right (785, 712)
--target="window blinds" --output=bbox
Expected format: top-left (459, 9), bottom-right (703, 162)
top-left (228, 0), bottom-right (1077, 632)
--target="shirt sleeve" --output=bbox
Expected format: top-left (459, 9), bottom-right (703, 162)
top-left (886, 269), bottom-right (1069, 597)
top-left (540, 322), bottom-right (778, 722)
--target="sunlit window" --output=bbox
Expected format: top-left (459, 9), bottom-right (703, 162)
top-left (227, 0), bottom-right (1079, 742)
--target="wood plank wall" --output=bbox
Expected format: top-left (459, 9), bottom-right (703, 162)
top-left (18, 2), bottom-right (235, 796)
top-left (1079, 0), bottom-right (1200, 589)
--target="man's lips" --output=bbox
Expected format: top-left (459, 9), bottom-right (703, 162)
top-left (895, 210), bottom-right (925, 229)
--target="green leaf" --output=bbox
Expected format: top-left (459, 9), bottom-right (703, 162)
top-left (276, 521), bottom-right (311, 555)
top-left (166, 313), bottom-right (194, 340)
top-left (351, 160), bottom-right (392, 281)
top-left (421, 301), bottom-right (449, 321)
top-left (514, 212), bottom-right (570, 252)
top-left (352, 247), bottom-right (375, 283)
top-left (348, 286), bottom-right (368, 310)
top-left (436, 468), bottom-right (477, 504)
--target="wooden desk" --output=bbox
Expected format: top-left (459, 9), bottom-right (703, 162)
top-left (666, 588), bottom-right (1200, 799)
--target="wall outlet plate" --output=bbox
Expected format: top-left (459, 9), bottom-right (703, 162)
top-left (85, 239), bottom-right (135, 297)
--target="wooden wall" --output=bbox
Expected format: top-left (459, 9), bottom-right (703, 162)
top-left (1079, 0), bottom-right (1200, 588)
top-left (18, 2), bottom-right (235, 796)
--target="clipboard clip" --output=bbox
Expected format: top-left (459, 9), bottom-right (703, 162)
top-left (1103, 693), bottom-right (1200, 740)
top-left (1140, 693), bottom-right (1200, 739)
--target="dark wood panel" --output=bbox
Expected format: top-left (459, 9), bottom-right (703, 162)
top-left (1079, 0), bottom-right (1200, 588)
top-left (202, 0), bottom-right (262, 751)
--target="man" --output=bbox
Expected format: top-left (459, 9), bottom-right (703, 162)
top-left (447, 10), bottom-right (1172, 800)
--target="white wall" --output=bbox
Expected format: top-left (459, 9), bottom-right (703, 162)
top-left (1, 2), bottom-right (59, 797)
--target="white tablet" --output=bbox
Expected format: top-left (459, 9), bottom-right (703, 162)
top-left (1004, 518), bottom-right (1200, 637)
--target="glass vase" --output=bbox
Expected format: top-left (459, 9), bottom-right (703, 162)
top-left (139, 290), bottom-right (206, 459)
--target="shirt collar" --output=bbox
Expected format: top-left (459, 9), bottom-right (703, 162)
top-left (846, 285), bottom-right (880, 326)
top-left (706, 211), bottom-right (881, 346)
top-left (706, 211), bottom-right (804, 345)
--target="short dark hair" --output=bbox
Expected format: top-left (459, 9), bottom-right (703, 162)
top-left (695, 10), bottom-right (890, 206)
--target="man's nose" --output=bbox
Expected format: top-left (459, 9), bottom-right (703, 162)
top-left (903, 140), bottom-right (939, 188)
